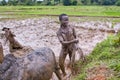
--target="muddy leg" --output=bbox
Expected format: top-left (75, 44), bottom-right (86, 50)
top-left (59, 49), bottom-right (67, 76)
top-left (54, 68), bottom-right (62, 80)
top-left (69, 52), bottom-right (72, 61)
top-left (53, 53), bottom-right (62, 80)
top-left (71, 50), bottom-right (76, 74)
top-left (0, 42), bottom-right (4, 63)
top-left (66, 51), bottom-right (72, 69)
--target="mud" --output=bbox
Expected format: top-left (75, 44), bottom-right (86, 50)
top-left (86, 64), bottom-right (113, 80)
top-left (0, 17), bottom-right (119, 80)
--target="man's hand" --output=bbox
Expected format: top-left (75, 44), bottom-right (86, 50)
top-left (74, 39), bottom-right (79, 43)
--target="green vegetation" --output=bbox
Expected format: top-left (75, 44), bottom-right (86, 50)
top-left (74, 33), bottom-right (120, 80)
top-left (0, 6), bottom-right (120, 19)
top-left (0, 0), bottom-right (120, 6)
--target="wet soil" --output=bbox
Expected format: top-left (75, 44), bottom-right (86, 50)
top-left (0, 17), bottom-right (119, 80)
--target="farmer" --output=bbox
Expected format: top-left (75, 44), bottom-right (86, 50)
top-left (57, 14), bottom-right (84, 75)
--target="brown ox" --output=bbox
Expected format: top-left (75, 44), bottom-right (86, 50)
top-left (0, 47), bottom-right (61, 80)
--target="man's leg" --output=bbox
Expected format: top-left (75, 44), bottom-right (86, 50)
top-left (69, 50), bottom-right (72, 61)
top-left (59, 49), bottom-right (67, 76)
top-left (0, 43), bottom-right (4, 63)
top-left (71, 49), bottom-right (76, 74)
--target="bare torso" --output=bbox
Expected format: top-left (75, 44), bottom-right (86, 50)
top-left (58, 25), bottom-right (76, 50)
top-left (61, 26), bottom-right (74, 41)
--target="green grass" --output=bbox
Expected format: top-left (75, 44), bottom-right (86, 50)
top-left (74, 33), bottom-right (120, 80)
top-left (0, 6), bottom-right (120, 18)
top-left (0, 6), bottom-right (119, 24)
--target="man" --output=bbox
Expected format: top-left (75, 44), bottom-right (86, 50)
top-left (57, 14), bottom-right (81, 76)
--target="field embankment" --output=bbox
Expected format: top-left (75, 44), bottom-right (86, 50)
top-left (74, 32), bottom-right (120, 80)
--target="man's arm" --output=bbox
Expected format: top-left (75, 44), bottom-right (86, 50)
top-left (73, 27), bottom-right (77, 39)
top-left (57, 32), bottom-right (78, 46)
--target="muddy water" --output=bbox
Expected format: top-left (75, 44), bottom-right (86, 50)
top-left (0, 17), bottom-right (117, 80)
